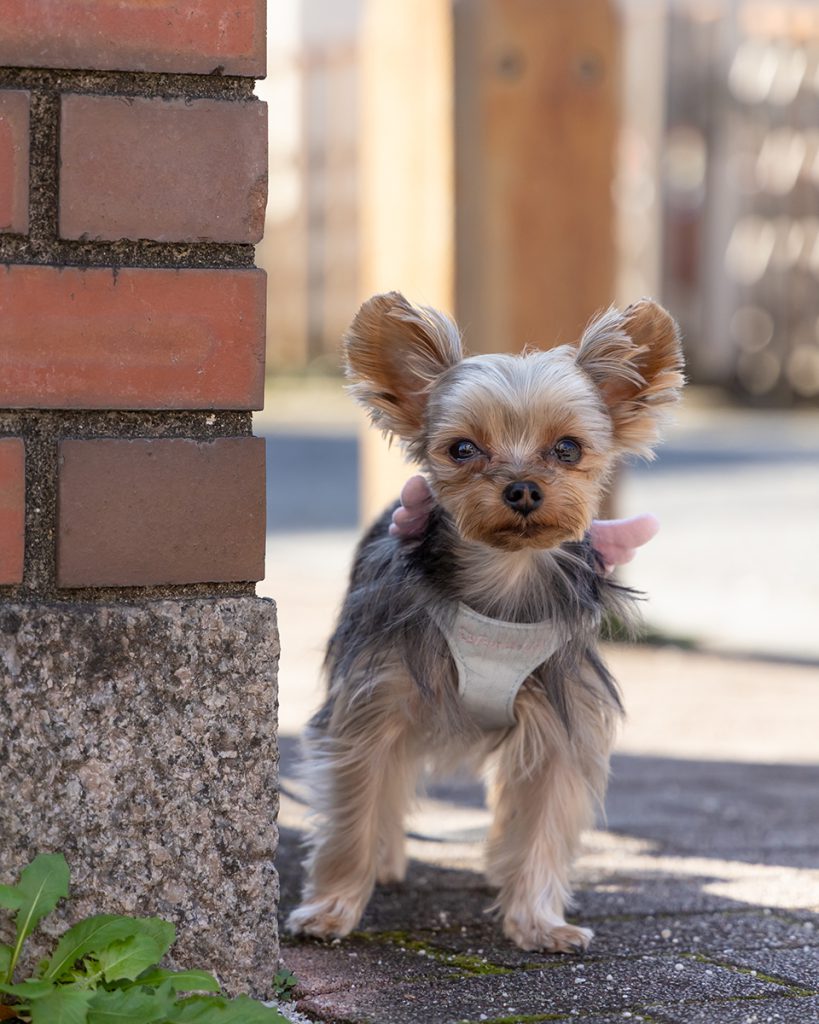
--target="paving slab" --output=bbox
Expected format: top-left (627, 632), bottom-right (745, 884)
top-left (707, 948), bottom-right (819, 991)
top-left (649, 994), bottom-right (819, 1024)
top-left (581, 910), bottom-right (818, 958)
top-left (285, 945), bottom-right (793, 1023)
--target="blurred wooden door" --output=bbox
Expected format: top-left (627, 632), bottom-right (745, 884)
top-left (455, 0), bottom-right (620, 353)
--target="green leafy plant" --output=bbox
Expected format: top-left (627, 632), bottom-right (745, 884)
top-left (0, 853), bottom-right (288, 1024)
top-left (271, 969), bottom-right (298, 1002)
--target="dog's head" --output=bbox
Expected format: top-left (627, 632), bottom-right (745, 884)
top-left (345, 292), bottom-right (684, 551)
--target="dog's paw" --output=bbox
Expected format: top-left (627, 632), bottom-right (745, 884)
top-left (503, 916), bottom-right (593, 954)
top-left (287, 895), bottom-right (363, 939)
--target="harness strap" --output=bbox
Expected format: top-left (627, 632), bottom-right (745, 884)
top-left (431, 603), bottom-right (565, 730)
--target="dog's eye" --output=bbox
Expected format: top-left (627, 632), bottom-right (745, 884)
top-left (553, 438), bottom-right (582, 464)
top-left (449, 439), bottom-right (483, 462)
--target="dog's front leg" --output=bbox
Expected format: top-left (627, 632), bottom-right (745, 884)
top-left (288, 676), bottom-right (417, 939)
top-left (485, 692), bottom-right (610, 953)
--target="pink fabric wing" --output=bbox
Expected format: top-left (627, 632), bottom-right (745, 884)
top-left (589, 514), bottom-right (660, 573)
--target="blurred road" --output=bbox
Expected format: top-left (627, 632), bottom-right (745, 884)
top-left (257, 382), bottom-right (819, 663)
top-left (621, 393), bottom-right (819, 662)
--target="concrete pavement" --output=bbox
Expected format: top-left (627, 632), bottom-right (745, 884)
top-left (257, 383), bottom-right (819, 1023)
top-left (267, 625), bottom-right (819, 1023)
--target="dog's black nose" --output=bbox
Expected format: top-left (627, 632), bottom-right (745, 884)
top-left (502, 480), bottom-right (543, 515)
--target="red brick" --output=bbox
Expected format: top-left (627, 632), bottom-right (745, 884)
top-left (0, 0), bottom-right (265, 77)
top-left (0, 438), bottom-right (25, 585)
top-left (0, 91), bottom-right (30, 235)
top-left (60, 95), bottom-right (267, 244)
top-left (0, 265), bottom-right (265, 410)
top-left (57, 437), bottom-right (266, 587)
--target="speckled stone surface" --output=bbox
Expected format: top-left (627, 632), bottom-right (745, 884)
top-left (0, 597), bottom-right (279, 996)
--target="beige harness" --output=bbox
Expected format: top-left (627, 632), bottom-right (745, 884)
top-left (432, 603), bottom-right (565, 730)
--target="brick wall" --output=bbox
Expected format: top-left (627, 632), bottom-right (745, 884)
top-left (0, 1), bottom-right (268, 595)
top-left (0, 3), bottom-right (278, 994)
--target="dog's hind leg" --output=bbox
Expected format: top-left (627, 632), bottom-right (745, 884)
top-left (288, 666), bottom-right (418, 938)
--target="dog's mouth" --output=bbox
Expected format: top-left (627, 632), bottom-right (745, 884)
top-left (481, 519), bottom-right (571, 551)
top-left (446, 488), bottom-right (584, 551)
top-left (498, 519), bottom-right (546, 536)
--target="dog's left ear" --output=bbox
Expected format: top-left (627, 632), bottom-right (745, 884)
top-left (575, 299), bottom-right (684, 457)
top-left (344, 291), bottom-right (463, 444)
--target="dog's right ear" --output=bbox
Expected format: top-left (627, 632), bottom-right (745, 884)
top-left (344, 291), bottom-right (463, 441)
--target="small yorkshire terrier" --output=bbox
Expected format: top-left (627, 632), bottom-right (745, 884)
top-left (289, 292), bottom-right (684, 952)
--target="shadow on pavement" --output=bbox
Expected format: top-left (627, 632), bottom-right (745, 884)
top-left (279, 733), bottom-right (819, 871)
top-left (276, 731), bottom-right (819, 1021)
top-left (607, 754), bottom-right (819, 871)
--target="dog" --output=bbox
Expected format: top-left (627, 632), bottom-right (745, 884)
top-left (288, 292), bottom-right (684, 952)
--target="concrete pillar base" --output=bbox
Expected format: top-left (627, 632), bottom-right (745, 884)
top-left (0, 597), bottom-right (279, 997)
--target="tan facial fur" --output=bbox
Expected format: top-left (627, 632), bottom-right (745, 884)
top-left (345, 292), bottom-right (684, 552)
top-left (426, 350), bottom-right (616, 550)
